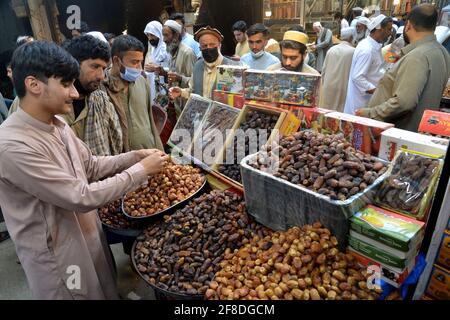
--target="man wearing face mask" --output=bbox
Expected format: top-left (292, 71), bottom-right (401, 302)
top-left (169, 26), bottom-right (241, 100)
top-left (240, 23), bottom-right (280, 70)
top-left (356, 4), bottom-right (450, 131)
top-left (102, 35), bottom-right (163, 152)
top-left (267, 30), bottom-right (319, 75)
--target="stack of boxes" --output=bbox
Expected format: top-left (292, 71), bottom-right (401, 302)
top-left (348, 205), bottom-right (425, 288)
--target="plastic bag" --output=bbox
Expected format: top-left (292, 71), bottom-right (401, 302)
top-left (376, 149), bottom-right (443, 220)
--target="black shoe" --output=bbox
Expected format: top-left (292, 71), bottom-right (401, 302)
top-left (0, 231), bottom-right (10, 243)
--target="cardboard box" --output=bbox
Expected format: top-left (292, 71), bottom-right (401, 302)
top-left (437, 231), bottom-right (450, 270)
top-left (349, 230), bottom-right (419, 260)
top-left (426, 265), bottom-right (450, 300)
top-left (289, 107), bottom-right (332, 132)
top-left (216, 65), bottom-right (247, 94)
top-left (418, 110), bottom-right (450, 137)
top-left (212, 90), bottom-right (245, 109)
top-left (323, 112), bottom-right (394, 156)
top-left (211, 104), bottom-right (288, 187)
top-left (348, 234), bottom-right (417, 269)
top-left (272, 71), bottom-right (321, 107)
top-left (378, 128), bottom-right (448, 161)
top-left (244, 70), bottom-right (274, 102)
top-left (348, 247), bottom-right (416, 288)
top-left (350, 205), bottom-right (425, 253)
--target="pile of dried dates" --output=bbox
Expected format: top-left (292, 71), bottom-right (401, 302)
top-left (250, 131), bottom-right (387, 201)
top-left (133, 190), bottom-right (271, 295)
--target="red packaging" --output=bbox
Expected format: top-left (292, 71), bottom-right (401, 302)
top-left (212, 90), bottom-right (245, 109)
top-left (289, 107), bottom-right (332, 132)
top-left (418, 110), bottom-right (450, 137)
top-left (323, 112), bottom-right (394, 156)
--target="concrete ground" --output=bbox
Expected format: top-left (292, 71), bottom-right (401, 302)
top-left (0, 222), bottom-right (155, 300)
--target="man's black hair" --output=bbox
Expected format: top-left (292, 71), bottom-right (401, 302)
top-left (62, 35), bottom-right (110, 63)
top-left (279, 40), bottom-right (307, 55)
top-left (232, 20), bottom-right (247, 33)
top-left (408, 4), bottom-right (438, 32)
top-left (334, 12), bottom-right (343, 20)
top-left (170, 13), bottom-right (185, 25)
top-left (111, 35), bottom-right (145, 58)
top-left (288, 25), bottom-right (306, 33)
top-left (104, 33), bottom-right (116, 42)
top-left (246, 23), bottom-right (269, 38)
top-left (11, 41), bottom-right (79, 98)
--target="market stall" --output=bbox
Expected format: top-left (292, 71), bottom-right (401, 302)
top-left (97, 65), bottom-right (449, 301)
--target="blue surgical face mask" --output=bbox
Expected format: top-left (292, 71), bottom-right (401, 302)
top-left (119, 60), bottom-right (142, 82)
top-left (251, 50), bottom-right (265, 59)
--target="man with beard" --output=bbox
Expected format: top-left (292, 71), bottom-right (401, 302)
top-left (267, 30), bottom-right (320, 75)
top-left (170, 13), bottom-right (202, 59)
top-left (160, 19), bottom-right (197, 114)
top-left (344, 15), bottom-right (393, 115)
top-left (353, 17), bottom-right (370, 46)
top-left (240, 23), bottom-right (280, 70)
top-left (61, 35), bottom-right (123, 156)
top-left (102, 35), bottom-right (164, 151)
top-left (311, 22), bottom-right (333, 72)
top-left (169, 26), bottom-right (241, 100)
top-left (357, 4), bottom-right (450, 131)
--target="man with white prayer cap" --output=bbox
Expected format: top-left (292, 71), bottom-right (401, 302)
top-left (353, 16), bottom-right (371, 45)
top-left (344, 15), bottom-right (393, 115)
top-left (311, 22), bottom-right (333, 72)
top-left (161, 19), bottom-right (197, 113)
top-left (320, 27), bottom-right (356, 111)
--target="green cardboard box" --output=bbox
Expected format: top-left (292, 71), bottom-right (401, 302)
top-left (350, 205), bottom-right (425, 252)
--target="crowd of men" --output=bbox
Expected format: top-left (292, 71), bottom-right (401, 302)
top-left (0, 4), bottom-right (449, 299)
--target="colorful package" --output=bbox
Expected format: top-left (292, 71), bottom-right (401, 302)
top-left (289, 107), bottom-right (332, 132)
top-left (350, 205), bottom-right (425, 253)
top-left (418, 109), bottom-right (450, 138)
top-left (212, 90), bottom-right (245, 109)
top-left (378, 127), bottom-right (448, 161)
top-left (272, 71), bottom-right (321, 107)
top-left (244, 70), bottom-right (274, 102)
top-left (216, 65), bottom-right (247, 94)
top-left (322, 112), bottom-right (394, 156)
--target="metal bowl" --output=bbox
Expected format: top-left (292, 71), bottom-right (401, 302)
top-left (131, 237), bottom-right (204, 300)
top-left (122, 177), bottom-right (207, 222)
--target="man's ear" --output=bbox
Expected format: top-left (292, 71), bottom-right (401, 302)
top-left (24, 76), bottom-right (42, 96)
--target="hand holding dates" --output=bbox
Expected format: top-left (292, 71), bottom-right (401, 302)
top-left (139, 151), bottom-right (170, 175)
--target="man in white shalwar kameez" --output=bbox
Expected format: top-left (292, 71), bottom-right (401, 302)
top-left (320, 27), bottom-right (356, 111)
top-left (344, 15), bottom-right (394, 115)
top-left (0, 41), bottom-right (168, 300)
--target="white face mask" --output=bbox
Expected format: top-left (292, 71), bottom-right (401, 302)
top-left (251, 50), bottom-right (265, 59)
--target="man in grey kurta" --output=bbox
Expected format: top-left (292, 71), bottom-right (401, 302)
top-left (312, 22), bottom-right (333, 72)
top-left (357, 4), bottom-right (450, 131)
top-left (0, 41), bottom-right (168, 299)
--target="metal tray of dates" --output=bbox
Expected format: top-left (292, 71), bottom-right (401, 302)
top-left (98, 201), bottom-right (145, 237)
top-left (130, 237), bottom-right (204, 300)
top-left (121, 177), bottom-right (208, 222)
